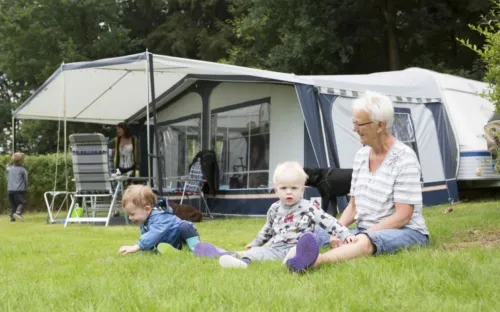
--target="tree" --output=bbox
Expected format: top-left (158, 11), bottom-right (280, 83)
top-left (225, 0), bottom-right (492, 76)
top-left (0, 73), bottom-right (26, 153)
top-left (0, 75), bottom-right (12, 153)
top-left (143, 0), bottom-right (234, 61)
top-left (377, 0), bottom-right (401, 70)
top-left (225, 0), bottom-right (370, 74)
top-left (460, 0), bottom-right (500, 113)
top-left (399, 0), bottom-right (491, 79)
top-left (119, 0), bottom-right (169, 50)
top-left (0, 0), bottom-right (138, 154)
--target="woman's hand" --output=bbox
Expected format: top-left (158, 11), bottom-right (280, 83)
top-left (330, 235), bottom-right (358, 248)
top-left (329, 236), bottom-right (342, 248)
top-left (344, 235), bottom-right (358, 244)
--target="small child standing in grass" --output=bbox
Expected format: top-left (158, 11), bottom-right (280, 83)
top-left (7, 152), bottom-right (28, 222)
top-left (194, 161), bottom-right (356, 269)
top-left (118, 185), bottom-right (201, 255)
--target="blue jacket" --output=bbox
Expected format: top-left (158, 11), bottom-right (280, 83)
top-left (137, 200), bottom-right (193, 251)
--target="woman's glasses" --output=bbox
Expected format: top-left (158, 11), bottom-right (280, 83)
top-left (352, 121), bottom-right (373, 128)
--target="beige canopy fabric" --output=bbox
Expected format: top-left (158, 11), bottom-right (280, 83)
top-left (13, 52), bottom-right (308, 125)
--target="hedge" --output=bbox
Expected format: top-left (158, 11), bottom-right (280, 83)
top-left (0, 154), bottom-right (74, 214)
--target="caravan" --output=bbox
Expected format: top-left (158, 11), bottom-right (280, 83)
top-left (12, 53), bottom-right (500, 216)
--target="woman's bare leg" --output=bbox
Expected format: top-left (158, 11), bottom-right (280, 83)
top-left (313, 234), bottom-right (375, 268)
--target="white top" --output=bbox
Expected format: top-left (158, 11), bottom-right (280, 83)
top-left (119, 144), bottom-right (134, 169)
top-left (350, 140), bottom-right (429, 235)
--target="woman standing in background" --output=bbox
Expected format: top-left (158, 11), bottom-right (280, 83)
top-left (112, 122), bottom-right (140, 178)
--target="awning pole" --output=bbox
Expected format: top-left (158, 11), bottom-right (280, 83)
top-left (63, 67), bottom-right (68, 193)
top-left (148, 53), bottom-right (163, 196)
top-left (11, 117), bottom-right (16, 152)
top-left (145, 51), bottom-right (151, 184)
top-left (317, 102), bottom-right (331, 167)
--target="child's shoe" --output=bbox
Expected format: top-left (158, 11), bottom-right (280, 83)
top-left (10, 217), bottom-right (15, 222)
top-left (194, 242), bottom-right (231, 258)
top-left (13, 213), bottom-right (24, 221)
top-left (285, 232), bottom-right (319, 273)
top-left (157, 243), bottom-right (179, 255)
top-left (219, 255), bottom-right (248, 269)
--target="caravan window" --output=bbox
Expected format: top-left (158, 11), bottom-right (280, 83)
top-left (212, 102), bottom-right (270, 189)
top-left (158, 117), bottom-right (201, 183)
top-left (392, 113), bottom-right (418, 156)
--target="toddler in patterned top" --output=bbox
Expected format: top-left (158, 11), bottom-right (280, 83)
top-left (194, 161), bottom-right (356, 269)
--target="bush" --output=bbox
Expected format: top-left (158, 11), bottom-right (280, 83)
top-left (459, 0), bottom-right (500, 114)
top-left (0, 154), bottom-right (74, 214)
top-left (495, 148), bottom-right (500, 174)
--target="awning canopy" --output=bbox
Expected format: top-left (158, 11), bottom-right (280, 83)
top-left (14, 52), bottom-right (491, 126)
top-left (13, 52), bottom-right (307, 124)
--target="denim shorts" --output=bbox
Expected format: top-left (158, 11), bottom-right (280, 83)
top-left (315, 226), bottom-right (429, 255)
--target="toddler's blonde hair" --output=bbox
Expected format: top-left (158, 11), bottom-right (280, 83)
top-left (122, 185), bottom-right (157, 209)
top-left (11, 152), bottom-right (25, 165)
top-left (273, 161), bottom-right (308, 185)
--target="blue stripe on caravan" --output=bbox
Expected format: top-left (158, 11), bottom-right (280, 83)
top-left (175, 180), bottom-right (455, 216)
top-left (423, 188), bottom-right (452, 206)
top-left (216, 188), bottom-right (275, 195)
top-left (205, 188), bottom-right (453, 214)
top-left (207, 197), bottom-right (276, 215)
top-left (423, 181), bottom-right (447, 187)
top-left (460, 151), bottom-right (492, 157)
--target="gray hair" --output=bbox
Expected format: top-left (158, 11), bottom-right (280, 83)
top-left (353, 91), bottom-right (394, 131)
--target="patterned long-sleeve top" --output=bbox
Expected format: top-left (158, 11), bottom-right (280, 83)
top-left (250, 198), bottom-right (352, 247)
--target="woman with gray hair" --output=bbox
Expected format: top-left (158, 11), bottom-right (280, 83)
top-left (285, 91), bottom-right (430, 273)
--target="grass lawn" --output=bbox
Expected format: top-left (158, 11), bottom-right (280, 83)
top-left (1, 200), bottom-right (499, 312)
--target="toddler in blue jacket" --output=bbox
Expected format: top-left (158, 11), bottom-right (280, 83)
top-left (118, 185), bottom-right (200, 255)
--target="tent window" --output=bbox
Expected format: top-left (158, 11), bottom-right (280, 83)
top-left (392, 112), bottom-right (418, 154)
top-left (211, 102), bottom-right (270, 189)
top-left (158, 117), bottom-right (201, 184)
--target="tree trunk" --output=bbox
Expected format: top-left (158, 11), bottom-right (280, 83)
top-left (378, 0), bottom-right (401, 70)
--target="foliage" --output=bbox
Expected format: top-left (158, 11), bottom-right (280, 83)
top-left (0, 0), bottom-right (138, 154)
top-left (13, 120), bottom-right (115, 155)
top-left (0, 75), bottom-right (13, 153)
top-left (0, 154), bottom-right (73, 213)
top-left (0, 0), bottom-right (137, 87)
top-left (225, 0), bottom-right (492, 75)
top-left (144, 0), bottom-right (234, 61)
top-left (459, 0), bottom-right (500, 114)
top-left (0, 0), bottom-right (496, 154)
top-left (1, 201), bottom-right (500, 311)
top-left (224, 0), bottom-right (368, 74)
top-left (458, 0), bottom-right (500, 173)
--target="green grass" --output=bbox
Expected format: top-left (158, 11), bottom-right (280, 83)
top-left (1, 200), bottom-right (500, 312)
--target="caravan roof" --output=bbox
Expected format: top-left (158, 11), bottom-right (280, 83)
top-left (302, 67), bottom-right (490, 100)
top-left (12, 53), bottom-right (494, 129)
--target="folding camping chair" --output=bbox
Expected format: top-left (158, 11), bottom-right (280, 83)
top-left (64, 133), bottom-right (126, 227)
top-left (164, 158), bottom-right (213, 219)
top-left (44, 190), bottom-right (71, 224)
